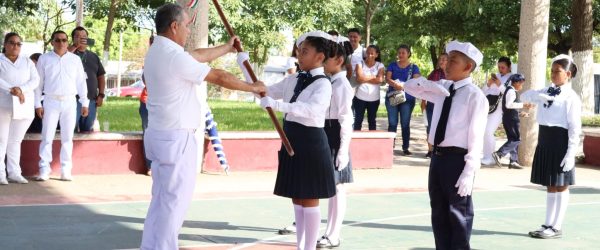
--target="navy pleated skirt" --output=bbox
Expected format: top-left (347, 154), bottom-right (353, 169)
top-left (324, 119), bottom-right (354, 184)
top-left (273, 121), bottom-right (336, 199)
top-left (530, 125), bottom-right (575, 186)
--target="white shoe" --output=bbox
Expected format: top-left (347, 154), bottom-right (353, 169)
top-left (8, 175), bottom-right (28, 184)
top-left (60, 172), bottom-right (73, 181)
top-left (36, 169), bottom-right (50, 181)
top-left (0, 176), bottom-right (8, 185)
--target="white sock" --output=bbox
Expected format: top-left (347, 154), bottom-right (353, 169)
top-left (552, 190), bottom-right (570, 230)
top-left (328, 184), bottom-right (346, 242)
top-left (544, 192), bottom-right (557, 226)
top-left (294, 205), bottom-right (305, 249)
top-left (324, 194), bottom-right (337, 237)
top-left (303, 206), bottom-right (321, 250)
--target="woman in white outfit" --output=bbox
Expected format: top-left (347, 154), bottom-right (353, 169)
top-left (0, 32), bottom-right (40, 184)
top-left (481, 57), bottom-right (512, 165)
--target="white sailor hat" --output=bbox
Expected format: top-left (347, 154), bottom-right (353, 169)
top-left (295, 31), bottom-right (333, 48)
top-left (445, 40), bottom-right (483, 70)
top-left (551, 54), bottom-right (574, 65)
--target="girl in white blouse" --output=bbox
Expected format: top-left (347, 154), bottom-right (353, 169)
top-left (354, 45), bottom-right (384, 131)
top-left (521, 54), bottom-right (581, 239)
top-left (259, 31), bottom-right (336, 250)
top-left (0, 32), bottom-right (40, 184)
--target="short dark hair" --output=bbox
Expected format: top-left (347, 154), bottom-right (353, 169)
top-left (51, 30), bottom-right (68, 41)
top-left (398, 44), bottom-right (411, 57)
top-left (553, 59), bottom-right (578, 78)
top-left (347, 28), bottom-right (360, 35)
top-left (2, 32), bottom-right (21, 53)
top-left (30, 53), bottom-right (41, 62)
top-left (327, 30), bottom-right (339, 37)
top-left (71, 26), bottom-right (88, 39)
top-left (497, 56), bottom-right (511, 68)
top-left (155, 3), bottom-right (184, 34)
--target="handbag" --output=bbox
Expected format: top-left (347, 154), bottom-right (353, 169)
top-left (487, 93), bottom-right (503, 114)
top-left (387, 63), bottom-right (413, 106)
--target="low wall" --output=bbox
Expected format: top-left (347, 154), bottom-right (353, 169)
top-left (583, 130), bottom-right (600, 167)
top-left (21, 131), bottom-right (396, 176)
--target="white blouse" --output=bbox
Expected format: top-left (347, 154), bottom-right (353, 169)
top-left (327, 71), bottom-right (354, 154)
top-left (0, 54), bottom-right (39, 109)
top-left (267, 67), bottom-right (332, 128)
top-left (355, 61), bottom-right (384, 102)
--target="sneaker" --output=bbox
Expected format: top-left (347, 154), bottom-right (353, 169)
top-left (403, 150), bottom-right (412, 156)
top-left (533, 227), bottom-right (562, 239)
top-left (277, 223), bottom-right (296, 235)
top-left (8, 175), bottom-right (29, 184)
top-left (60, 172), bottom-right (73, 181)
top-left (528, 225), bottom-right (550, 237)
top-left (0, 176), bottom-right (8, 185)
top-left (491, 152), bottom-right (502, 167)
top-left (316, 236), bottom-right (340, 248)
top-left (425, 151), bottom-right (432, 158)
top-left (509, 162), bottom-right (523, 169)
top-left (36, 169), bottom-right (50, 181)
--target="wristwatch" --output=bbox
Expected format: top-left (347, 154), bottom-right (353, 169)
top-left (98, 93), bottom-right (105, 98)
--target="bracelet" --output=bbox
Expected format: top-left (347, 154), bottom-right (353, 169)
top-left (97, 93), bottom-right (105, 98)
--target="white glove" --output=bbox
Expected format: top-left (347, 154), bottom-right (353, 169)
top-left (413, 77), bottom-right (450, 97)
top-left (454, 171), bottom-right (475, 197)
top-left (260, 96), bottom-right (278, 110)
top-left (560, 155), bottom-right (575, 172)
top-left (336, 151), bottom-right (349, 171)
top-left (236, 52), bottom-right (253, 83)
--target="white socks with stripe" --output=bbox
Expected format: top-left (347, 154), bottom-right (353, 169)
top-left (552, 190), bottom-right (570, 230)
top-left (303, 206), bottom-right (320, 250)
top-left (294, 205), bottom-right (305, 248)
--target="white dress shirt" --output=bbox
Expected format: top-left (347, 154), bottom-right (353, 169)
top-left (482, 73), bottom-right (511, 96)
top-left (144, 35), bottom-right (211, 131)
top-left (349, 45), bottom-right (365, 77)
top-left (267, 67), bottom-right (331, 128)
top-left (0, 54), bottom-right (39, 108)
top-left (326, 71), bottom-right (353, 153)
top-left (34, 51), bottom-right (88, 108)
top-left (405, 76), bottom-right (489, 172)
top-left (355, 61), bottom-right (384, 102)
top-left (504, 87), bottom-right (523, 109)
top-left (521, 83), bottom-right (582, 157)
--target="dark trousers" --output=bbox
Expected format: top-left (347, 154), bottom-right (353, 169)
top-left (497, 118), bottom-right (520, 163)
top-left (76, 99), bottom-right (98, 132)
top-left (429, 152), bottom-right (473, 250)
top-left (139, 101), bottom-right (152, 169)
top-left (353, 97), bottom-right (379, 131)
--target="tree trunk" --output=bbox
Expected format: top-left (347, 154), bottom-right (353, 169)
top-left (103, 0), bottom-right (118, 65)
top-left (517, 0), bottom-right (551, 166)
top-left (571, 0), bottom-right (594, 115)
top-left (178, 0), bottom-right (209, 51)
top-left (429, 45), bottom-right (438, 69)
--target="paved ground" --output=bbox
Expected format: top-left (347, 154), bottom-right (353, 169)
top-left (1, 117), bottom-right (599, 250)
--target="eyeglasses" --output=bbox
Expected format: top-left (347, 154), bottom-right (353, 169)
top-left (6, 41), bottom-right (22, 47)
top-left (53, 39), bottom-right (68, 43)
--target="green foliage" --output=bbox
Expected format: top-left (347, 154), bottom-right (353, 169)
top-left (583, 115), bottom-right (600, 127)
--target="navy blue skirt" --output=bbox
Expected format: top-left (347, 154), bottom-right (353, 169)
top-left (273, 121), bottom-right (336, 199)
top-left (324, 119), bottom-right (354, 184)
top-left (530, 125), bottom-right (575, 186)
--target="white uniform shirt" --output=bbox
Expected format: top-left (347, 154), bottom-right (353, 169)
top-left (267, 67), bottom-right (331, 128)
top-left (482, 73), bottom-right (512, 95)
top-left (34, 51), bottom-right (88, 108)
top-left (504, 87), bottom-right (523, 109)
top-left (143, 36), bottom-right (211, 131)
top-left (355, 61), bottom-right (384, 102)
top-left (405, 77), bottom-right (489, 171)
top-left (0, 54), bottom-right (39, 108)
top-left (327, 71), bottom-right (353, 153)
top-left (285, 57), bottom-right (297, 72)
top-left (349, 45), bottom-right (364, 77)
top-left (521, 83), bottom-right (582, 156)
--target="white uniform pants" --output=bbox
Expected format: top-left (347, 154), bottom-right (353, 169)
top-left (38, 97), bottom-right (77, 173)
top-left (0, 107), bottom-right (33, 178)
top-left (482, 109), bottom-right (503, 162)
top-left (141, 128), bottom-right (201, 250)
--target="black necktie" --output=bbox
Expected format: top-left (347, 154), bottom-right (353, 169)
top-left (434, 83), bottom-right (455, 146)
top-left (544, 86), bottom-right (561, 108)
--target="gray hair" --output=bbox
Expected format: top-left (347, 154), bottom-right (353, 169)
top-left (155, 3), bottom-right (185, 34)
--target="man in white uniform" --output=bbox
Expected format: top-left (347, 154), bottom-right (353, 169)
top-left (140, 4), bottom-right (265, 249)
top-left (34, 30), bottom-right (88, 181)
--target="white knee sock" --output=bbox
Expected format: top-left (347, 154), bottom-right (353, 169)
top-left (545, 192), bottom-right (557, 226)
top-left (303, 206), bottom-right (321, 250)
top-left (552, 190), bottom-right (570, 230)
top-left (324, 193), bottom-right (337, 237)
top-left (328, 184), bottom-right (346, 242)
top-left (294, 205), bottom-right (305, 249)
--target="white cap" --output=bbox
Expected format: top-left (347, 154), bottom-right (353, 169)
top-left (445, 40), bottom-right (483, 70)
top-left (295, 31), bottom-right (333, 48)
top-left (551, 54), bottom-right (574, 65)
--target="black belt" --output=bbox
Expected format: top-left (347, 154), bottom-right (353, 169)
top-left (433, 146), bottom-right (468, 156)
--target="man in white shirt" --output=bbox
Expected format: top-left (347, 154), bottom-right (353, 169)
top-left (140, 4), bottom-right (265, 249)
top-left (404, 41), bottom-right (488, 250)
top-left (34, 30), bottom-right (88, 182)
top-left (345, 28), bottom-right (364, 87)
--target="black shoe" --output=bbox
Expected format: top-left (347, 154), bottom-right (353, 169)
top-left (491, 152), bottom-right (502, 167)
top-left (316, 236), bottom-right (340, 248)
top-left (532, 226), bottom-right (562, 239)
top-left (508, 162), bottom-right (523, 169)
top-left (277, 222), bottom-right (296, 235)
top-left (425, 151), bottom-right (432, 158)
top-left (403, 150), bottom-right (412, 156)
top-left (529, 225), bottom-right (550, 237)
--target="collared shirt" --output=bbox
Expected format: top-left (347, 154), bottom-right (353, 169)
top-left (521, 83), bottom-right (582, 155)
top-left (327, 71), bottom-right (354, 153)
top-left (504, 87), bottom-right (523, 109)
top-left (405, 76), bottom-right (488, 171)
top-left (73, 49), bottom-right (106, 99)
top-left (144, 35), bottom-right (211, 130)
top-left (0, 54), bottom-right (39, 108)
top-left (482, 73), bottom-right (512, 96)
top-left (34, 51), bottom-right (88, 108)
top-left (267, 67), bottom-right (331, 127)
top-left (355, 61), bottom-right (384, 102)
top-left (349, 45), bottom-right (364, 77)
